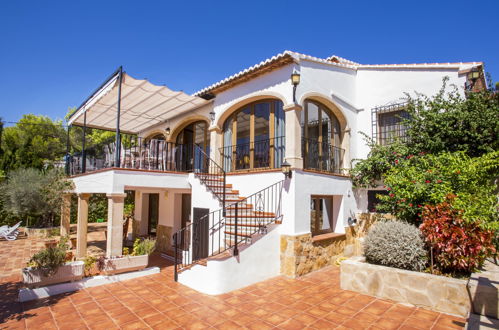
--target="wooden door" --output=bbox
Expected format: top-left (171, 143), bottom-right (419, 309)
top-left (192, 207), bottom-right (209, 261)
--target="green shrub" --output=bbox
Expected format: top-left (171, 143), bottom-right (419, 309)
top-left (132, 238), bottom-right (156, 256)
top-left (376, 151), bottom-right (498, 229)
top-left (364, 221), bottom-right (427, 271)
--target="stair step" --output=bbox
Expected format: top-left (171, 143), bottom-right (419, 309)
top-left (224, 231), bottom-right (252, 238)
top-left (225, 224), bottom-right (268, 229)
top-left (225, 214), bottom-right (276, 219)
top-left (206, 183), bottom-right (232, 188)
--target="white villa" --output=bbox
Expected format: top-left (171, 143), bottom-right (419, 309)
top-left (64, 50), bottom-right (484, 294)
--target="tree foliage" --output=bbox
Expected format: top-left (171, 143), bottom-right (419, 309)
top-left (375, 151), bottom-right (498, 230)
top-left (0, 115), bottom-right (66, 171)
top-left (403, 78), bottom-right (499, 157)
top-left (0, 168), bottom-right (73, 227)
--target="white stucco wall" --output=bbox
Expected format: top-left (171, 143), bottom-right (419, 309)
top-left (72, 169), bottom-right (190, 194)
top-left (178, 224), bottom-right (281, 295)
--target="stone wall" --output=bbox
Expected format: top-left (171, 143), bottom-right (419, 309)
top-left (280, 233), bottom-right (346, 277)
top-left (156, 224), bottom-right (172, 253)
top-left (340, 257), bottom-right (470, 317)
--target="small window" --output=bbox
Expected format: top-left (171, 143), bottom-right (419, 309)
top-left (310, 196), bottom-right (335, 236)
top-left (372, 103), bottom-right (409, 145)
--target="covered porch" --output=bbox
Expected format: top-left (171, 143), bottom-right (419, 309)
top-left (64, 169), bottom-right (192, 259)
top-left (66, 67), bottom-right (212, 177)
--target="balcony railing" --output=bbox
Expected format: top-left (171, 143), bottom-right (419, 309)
top-left (302, 137), bottom-right (344, 175)
top-left (219, 136), bottom-right (285, 172)
top-left (68, 137), bottom-right (194, 175)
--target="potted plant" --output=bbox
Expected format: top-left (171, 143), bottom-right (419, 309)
top-left (101, 238), bottom-right (156, 275)
top-left (22, 237), bottom-right (84, 288)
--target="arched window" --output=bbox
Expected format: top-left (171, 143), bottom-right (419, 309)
top-left (175, 121), bottom-right (210, 171)
top-left (221, 99), bottom-right (285, 171)
top-left (301, 100), bottom-right (343, 172)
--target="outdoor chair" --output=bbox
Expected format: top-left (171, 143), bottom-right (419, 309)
top-left (0, 221), bottom-right (22, 241)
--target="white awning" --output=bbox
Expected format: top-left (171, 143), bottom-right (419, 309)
top-left (68, 71), bottom-right (209, 133)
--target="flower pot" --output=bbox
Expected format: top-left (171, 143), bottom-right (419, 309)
top-left (101, 255), bottom-right (149, 275)
top-left (22, 261), bottom-right (85, 288)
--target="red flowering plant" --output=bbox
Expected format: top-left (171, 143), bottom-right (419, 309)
top-left (420, 195), bottom-right (496, 274)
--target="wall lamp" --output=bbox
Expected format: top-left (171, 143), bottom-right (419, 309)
top-left (209, 110), bottom-right (216, 124)
top-left (281, 160), bottom-right (292, 179)
top-left (466, 67), bottom-right (481, 91)
top-left (165, 127), bottom-right (171, 136)
top-left (291, 70), bottom-right (301, 103)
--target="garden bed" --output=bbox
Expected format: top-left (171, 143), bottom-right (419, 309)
top-left (101, 255), bottom-right (149, 275)
top-left (25, 226), bottom-right (60, 239)
top-left (340, 257), bottom-right (470, 317)
top-left (22, 261), bottom-right (85, 288)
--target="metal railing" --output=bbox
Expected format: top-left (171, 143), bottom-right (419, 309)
top-left (219, 136), bottom-right (285, 171)
top-left (302, 137), bottom-right (345, 174)
top-left (193, 144), bottom-right (226, 210)
top-left (68, 137), bottom-right (191, 175)
top-left (173, 180), bottom-right (284, 281)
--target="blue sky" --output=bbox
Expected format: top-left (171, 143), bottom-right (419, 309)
top-left (1, 0), bottom-right (497, 125)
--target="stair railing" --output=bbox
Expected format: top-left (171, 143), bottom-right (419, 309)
top-left (193, 144), bottom-right (226, 211)
top-left (173, 180), bottom-right (284, 281)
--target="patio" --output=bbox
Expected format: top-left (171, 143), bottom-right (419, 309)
top-left (0, 236), bottom-right (467, 329)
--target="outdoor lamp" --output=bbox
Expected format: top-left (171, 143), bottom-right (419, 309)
top-left (467, 67), bottom-right (480, 80)
top-left (282, 160), bottom-right (292, 179)
top-left (291, 71), bottom-right (301, 86)
top-left (165, 127), bottom-right (171, 136)
top-left (466, 67), bottom-right (481, 91)
top-left (291, 70), bottom-right (301, 103)
top-left (209, 111), bottom-right (216, 123)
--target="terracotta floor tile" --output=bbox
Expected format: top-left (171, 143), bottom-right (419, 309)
top-left (292, 312), bottom-right (319, 326)
top-left (246, 320), bottom-right (274, 330)
top-left (410, 308), bottom-right (440, 322)
top-left (309, 318), bottom-right (337, 329)
top-left (402, 316), bottom-right (437, 329)
top-left (362, 300), bottom-right (393, 316)
top-left (215, 319), bottom-right (242, 330)
top-left (120, 320), bottom-right (149, 329)
top-left (111, 312), bottom-right (139, 325)
top-left (277, 317), bottom-right (307, 330)
top-left (371, 317), bottom-right (403, 330)
top-left (434, 315), bottom-right (467, 329)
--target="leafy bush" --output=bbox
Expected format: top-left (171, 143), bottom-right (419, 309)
top-left (364, 221), bottom-right (427, 271)
top-left (420, 196), bottom-right (496, 274)
top-left (0, 168), bottom-right (73, 227)
top-left (132, 238), bottom-right (156, 256)
top-left (376, 151), bottom-right (498, 229)
top-left (27, 238), bottom-right (69, 276)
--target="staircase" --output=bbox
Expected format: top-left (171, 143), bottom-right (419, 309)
top-left (174, 147), bottom-right (284, 281)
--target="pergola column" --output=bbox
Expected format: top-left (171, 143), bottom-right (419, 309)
top-left (76, 193), bottom-right (91, 258)
top-left (283, 104), bottom-right (303, 168)
top-left (209, 126), bottom-right (223, 165)
top-left (60, 194), bottom-right (72, 237)
top-left (106, 193), bottom-right (126, 257)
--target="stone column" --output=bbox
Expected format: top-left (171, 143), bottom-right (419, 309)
top-left (283, 104), bottom-right (303, 168)
top-left (132, 190), bottom-right (142, 240)
top-left (76, 193), bottom-right (91, 258)
top-left (209, 126), bottom-right (223, 165)
top-left (106, 193), bottom-right (126, 257)
top-left (60, 194), bottom-right (71, 237)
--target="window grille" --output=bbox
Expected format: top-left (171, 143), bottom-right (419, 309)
top-left (371, 103), bottom-right (409, 145)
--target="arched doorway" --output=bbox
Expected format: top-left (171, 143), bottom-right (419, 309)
top-left (221, 99), bottom-right (285, 171)
top-left (175, 121), bottom-right (210, 172)
top-left (301, 100), bottom-right (344, 172)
